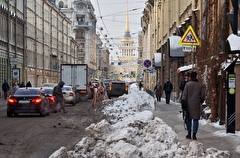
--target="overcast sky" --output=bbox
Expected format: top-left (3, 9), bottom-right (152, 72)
top-left (91, 0), bottom-right (145, 59)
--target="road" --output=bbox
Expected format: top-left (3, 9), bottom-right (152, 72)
top-left (0, 100), bottom-right (106, 158)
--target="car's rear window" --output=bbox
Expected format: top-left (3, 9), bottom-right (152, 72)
top-left (14, 88), bottom-right (39, 95)
top-left (43, 89), bottom-right (52, 94)
top-left (62, 87), bottom-right (72, 91)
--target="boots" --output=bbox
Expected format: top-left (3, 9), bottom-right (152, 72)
top-left (193, 132), bottom-right (197, 140)
top-left (186, 131), bottom-right (191, 139)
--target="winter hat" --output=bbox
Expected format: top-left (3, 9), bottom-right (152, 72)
top-left (190, 72), bottom-right (197, 78)
top-left (184, 71), bottom-right (190, 76)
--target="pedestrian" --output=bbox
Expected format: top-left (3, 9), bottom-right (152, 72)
top-left (154, 81), bottom-right (162, 102)
top-left (163, 78), bottom-right (173, 104)
top-left (19, 82), bottom-right (25, 87)
top-left (181, 71), bottom-right (205, 140)
top-left (26, 81), bottom-right (32, 87)
top-left (179, 72), bottom-right (190, 129)
top-left (139, 81), bottom-right (143, 91)
top-left (2, 79), bottom-right (10, 100)
top-left (53, 81), bottom-right (68, 114)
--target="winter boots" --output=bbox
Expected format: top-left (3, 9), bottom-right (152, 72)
top-left (193, 132), bottom-right (197, 140)
top-left (186, 132), bottom-right (197, 140)
top-left (186, 131), bottom-right (191, 139)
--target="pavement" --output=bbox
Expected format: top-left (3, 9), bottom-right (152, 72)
top-left (153, 100), bottom-right (240, 158)
top-left (0, 98), bottom-right (7, 111)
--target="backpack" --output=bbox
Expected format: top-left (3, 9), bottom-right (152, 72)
top-left (52, 86), bottom-right (57, 96)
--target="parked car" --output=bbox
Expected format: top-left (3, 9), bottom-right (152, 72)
top-left (40, 83), bottom-right (57, 87)
top-left (62, 86), bottom-right (77, 106)
top-left (7, 87), bottom-right (50, 117)
top-left (107, 80), bottom-right (128, 98)
top-left (39, 87), bottom-right (56, 112)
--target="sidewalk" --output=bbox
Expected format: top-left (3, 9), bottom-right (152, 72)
top-left (153, 100), bottom-right (240, 158)
top-left (0, 98), bottom-right (7, 111)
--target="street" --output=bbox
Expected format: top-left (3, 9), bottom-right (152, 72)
top-left (0, 100), bottom-right (106, 158)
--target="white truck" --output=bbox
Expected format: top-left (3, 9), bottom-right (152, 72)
top-left (60, 64), bottom-right (89, 102)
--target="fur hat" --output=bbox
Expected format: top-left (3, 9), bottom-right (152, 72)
top-left (190, 72), bottom-right (197, 78)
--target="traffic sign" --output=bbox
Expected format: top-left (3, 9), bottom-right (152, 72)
top-left (182, 45), bottom-right (196, 52)
top-left (178, 25), bottom-right (200, 46)
top-left (143, 59), bottom-right (151, 68)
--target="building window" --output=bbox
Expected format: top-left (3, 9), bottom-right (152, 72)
top-left (59, 1), bottom-right (64, 8)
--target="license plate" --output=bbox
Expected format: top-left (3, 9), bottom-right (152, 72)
top-left (19, 100), bottom-right (30, 103)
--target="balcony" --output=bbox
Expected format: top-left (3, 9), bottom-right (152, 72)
top-left (73, 21), bottom-right (91, 28)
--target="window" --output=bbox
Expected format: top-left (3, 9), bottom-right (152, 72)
top-left (59, 1), bottom-right (64, 8)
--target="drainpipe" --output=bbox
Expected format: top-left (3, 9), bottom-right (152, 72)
top-left (7, 0), bottom-right (11, 86)
top-left (42, 0), bottom-right (46, 84)
top-left (34, 0), bottom-right (37, 86)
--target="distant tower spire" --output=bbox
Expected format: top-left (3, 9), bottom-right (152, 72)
top-left (124, 0), bottom-right (131, 37)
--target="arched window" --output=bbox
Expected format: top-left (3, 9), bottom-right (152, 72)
top-left (59, 1), bottom-right (64, 8)
top-left (76, 29), bottom-right (85, 39)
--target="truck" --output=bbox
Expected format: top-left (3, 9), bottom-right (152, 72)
top-left (60, 64), bottom-right (89, 102)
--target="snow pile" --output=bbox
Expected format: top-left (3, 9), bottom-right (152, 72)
top-left (49, 83), bottom-right (231, 158)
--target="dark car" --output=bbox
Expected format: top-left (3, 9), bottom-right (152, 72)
top-left (107, 81), bottom-right (128, 98)
top-left (39, 87), bottom-right (55, 112)
top-left (7, 87), bottom-right (50, 117)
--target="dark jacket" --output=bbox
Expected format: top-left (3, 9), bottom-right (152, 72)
top-left (26, 81), bottom-right (32, 87)
top-left (163, 81), bottom-right (173, 93)
top-left (2, 82), bottom-right (10, 91)
top-left (181, 78), bottom-right (205, 120)
top-left (54, 81), bottom-right (65, 102)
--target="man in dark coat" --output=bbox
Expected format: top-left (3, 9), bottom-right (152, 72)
top-left (181, 72), bottom-right (205, 140)
top-left (53, 81), bottom-right (68, 113)
top-left (26, 81), bottom-right (32, 87)
top-left (154, 81), bottom-right (162, 102)
top-left (163, 79), bottom-right (173, 104)
top-left (2, 79), bottom-right (10, 99)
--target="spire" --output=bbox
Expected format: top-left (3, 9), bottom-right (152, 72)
top-left (124, 0), bottom-right (131, 37)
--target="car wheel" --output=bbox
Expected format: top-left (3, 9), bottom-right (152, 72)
top-left (7, 110), bottom-right (13, 117)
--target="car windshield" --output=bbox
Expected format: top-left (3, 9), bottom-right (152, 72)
top-left (14, 88), bottom-right (39, 95)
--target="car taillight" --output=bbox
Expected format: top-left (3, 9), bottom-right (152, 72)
top-left (48, 96), bottom-right (55, 102)
top-left (8, 98), bottom-right (17, 103)
top-left (80, 90), bottom-right (86, 94)
top-left (32, 97), bottom-right (42, 104)
top-left (109, 84), bottom-right (112, 90)
top-left (69, 92), bottom-right (74, 96)
top-left (125, 85), bottom-right (128, 91)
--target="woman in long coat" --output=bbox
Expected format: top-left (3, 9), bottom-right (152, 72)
top-left (154, 81), bottom-right (163, 102)
top-left (181, 72), bottom-right (205, 140)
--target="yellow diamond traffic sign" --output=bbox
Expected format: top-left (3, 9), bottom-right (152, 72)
top-left (178, 25), bottom-right (200, 46)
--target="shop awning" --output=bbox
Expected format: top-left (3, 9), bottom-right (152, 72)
top-left (177, 64), bottom-right (195, 73)
top-left (226, 34), bottom-right (240, 54)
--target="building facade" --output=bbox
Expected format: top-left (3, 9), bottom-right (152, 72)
top-left (0, 0), bottom-right (79, 89)
top-left (141, 0), bottom-right (240, 130)
top-left (54, 0), bottom-right (100, 79)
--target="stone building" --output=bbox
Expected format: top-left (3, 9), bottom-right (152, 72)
top-left (55, 0), bottom-right (102, 79)
top-left (109, 3), bottom-right (138, 82)
top-left (141, 0), bottom-right (240, 131)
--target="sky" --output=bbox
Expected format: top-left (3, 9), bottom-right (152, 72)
top-left (49, 83), bottom-right (240, 157)
top-left (91, 0), bottom-right (146, 60)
